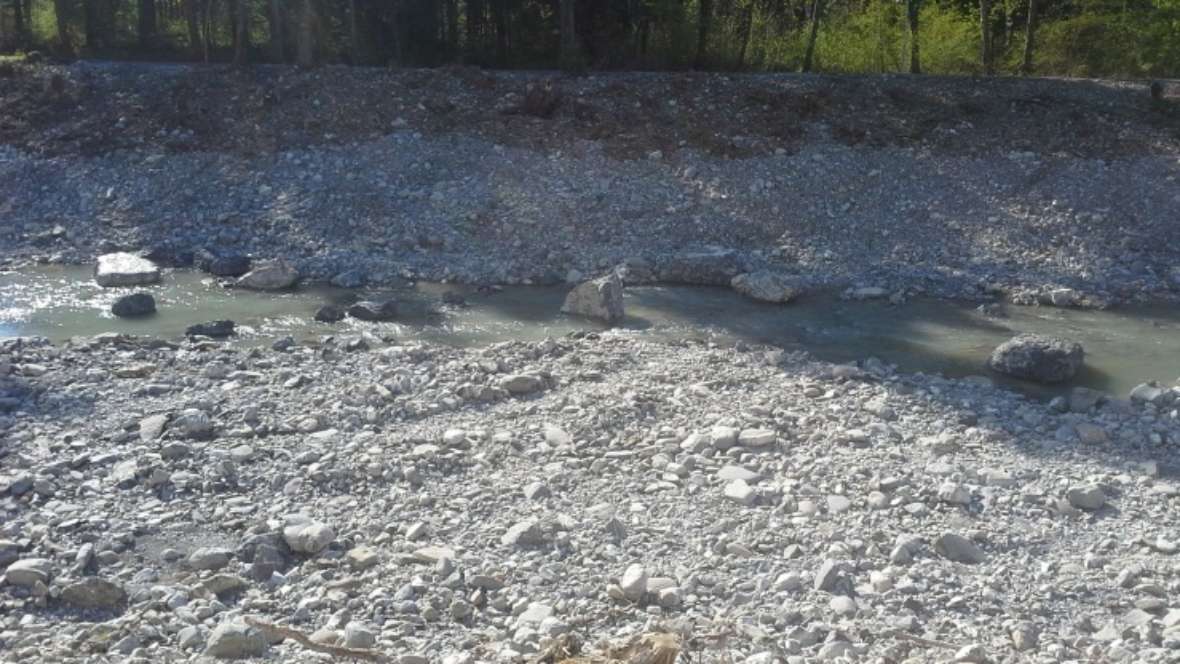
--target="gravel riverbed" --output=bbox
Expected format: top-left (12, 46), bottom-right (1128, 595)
top-left (1, 332), bottom-right (1179, 663)
top-left (2, 62), bottom-right (1180, 663)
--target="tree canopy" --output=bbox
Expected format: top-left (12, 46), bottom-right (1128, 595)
top-left (1, 0), bottom-right (1178, 78)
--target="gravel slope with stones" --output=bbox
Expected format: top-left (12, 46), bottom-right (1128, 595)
top-left (2, 62), bottom-right (1180, 303)
top-left (2, 332), bottom-right (1179, 662)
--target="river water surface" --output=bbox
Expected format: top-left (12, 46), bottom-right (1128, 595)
top-left (2, 266), bottom-right (1179, 398)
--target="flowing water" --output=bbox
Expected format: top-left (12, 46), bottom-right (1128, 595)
top-left (3, 266), bottom-right (1179, 398)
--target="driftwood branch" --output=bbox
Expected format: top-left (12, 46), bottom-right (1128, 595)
top-left (244, 617), bottom-right (391, 662)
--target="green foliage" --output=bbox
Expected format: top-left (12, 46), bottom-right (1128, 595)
top-left (814, 0), bottom-right (906, 73)
top-left (917, 4), bottom-right (980, 74)
top-left (3, 0), bottom-right (1179, 77)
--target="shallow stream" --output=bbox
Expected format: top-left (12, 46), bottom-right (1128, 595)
top-left (3, 266), bottom-right (1179, 398)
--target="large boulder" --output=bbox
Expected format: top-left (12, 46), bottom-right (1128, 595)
top-left (282, 521), bottom-right (335, 555)
top-left (95, 253), bottom-right (161, 287)
top-left (314, 304), bottom-right (346, 323)
top-left (347, 300), bottom-right (399, 322)
top-left (987, 334), bottom-right (1084, 383)
top-left (731, 271), bottom-right (802, 303)
top-left (111, 293), bottom-right (156, 318)
top-left (561, 273), bottom-right (624, 323)
top-left (206, 255), bottom-right (252, 278)
top-left (235, 261), bottom-right (298, 290)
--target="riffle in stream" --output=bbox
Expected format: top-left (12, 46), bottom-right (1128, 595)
top-left (2, 266), bottom-right (1179, 398)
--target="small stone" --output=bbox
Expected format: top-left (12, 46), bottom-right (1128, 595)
top-left (724, 479), bottom-right (756, 506)
top-left (348, 299), bottom-right (399, 321)
top-left (937, 482), bottom-right (972, 505)
top-left (710, 426), bottom-right (739, 450)
top-left (500, 374), bottom-right (544, 395)
top-left (522, 482), bottom-right (551, 500)
top-left (717, 465), bottom-right (761, 483)
top-left (1066, 484), bottom-right (1106, 511)
top-left (283, 521), bottom-right (336, 554)
top-left (347, 546), bottom-right (380, 571)
top-left (178, 625), bottom-right (206, 650)
top-left (204, 619), bottom-right (268, 659)
top-left (502, 520), bottom-right (546, 547)
top-left (343, 622), bottom-right (378, 649)
top-left (139, 413), bottom-right (169, 442)
top-left (315, 304), bottom-right (346, 322)
top-left (1010, 621), bottom-right (1039, 652)
top-left (187, 547), bottom-right (232, 571)
top-left (619, 564), bottom-right (648, 601)
top-left (814, 560), bottom-right (843, 592)
top-left (935, 533), bottom-right (986, 564)
top-left (829, 595), bottom-right (857, 616)
top-left (186, 320), bottom-right (236, 338)
top-left (60, 578), bottom-right (127, 610)
top-left (176, 408), bottom-right (213, 438)
top-left (4, 558), bottom-right (52, 587)
top-left (738, 428), bottom-right (776, 447)
top-left (953, 644), bottom-right (989, 663)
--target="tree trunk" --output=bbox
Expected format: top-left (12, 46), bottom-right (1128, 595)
top-left (267, 0), bottom-right (284, 62)
top-left (233, 0), bottom-right (248, 64)
top-left (979, 0), bottom-right (993, 75)
top-left (54, 0), bottom-right (74, 54)
top-left (296, 0), bottom-right (315, 67)
top-left (201, 0), bottom-right (216, 63)
top-left (83, 0), bottom-right (100, 49)
top-left (694, 0), bottom-right (711, 68)
top-left (184, 0), bottom-right (200, 57)
top-left (736, 5), bottom-right (753, 70)
top-left (559, 0), bottom-right (577, 71)
top-left (802, 0), bottom-right (823, 72)
top-left (492, 0), bottom-right (507, 65)
top-left (139, 0), bottom-right (158, 47)
top-left (349, 0), bottom-right (361, 63)
top-left (14, 0), bottom-right (28, 49)
top-left (907, 0), bottom-right (921, 74)
top-left (465, 0), bottom-right (482, 61)
top-left (1020, 0), bottom-right (1037, 74)
top-left (445, 0), bottom-right (458, 56)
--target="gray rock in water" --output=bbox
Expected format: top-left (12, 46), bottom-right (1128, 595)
top-left (561, 273), bottom-right (624, 323)
top-left (59, 578), bottom-right (127, 610)
top-left (314, 304), bottom-right (346, 323)
top-left (111, 293), bottom-right (156, 318)
top-left (235, 260), bottom-right (299, 290)
top-left (348, 300), bottom-right (399, 322)
top-left (206, 255), bottom-right (252, 277)
top-left (731, 271), bottom-right (801, 303)
top-left (186, 320), bottom-right (236, 338)
top-left (935, 532), bottom-right (986, 564)
top-left (95, 253), bottom-right (161, 287)
top-left (1129, 382), bottom-right (1168, 404)
top-left (987, 334), bottom-right (1084, 383)
top-left (204, 619), bottom-right (268, 659)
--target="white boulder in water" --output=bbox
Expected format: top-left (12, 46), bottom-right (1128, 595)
top-left (94, 252), bottom-right (160, 287)
top-left (561, 273), bottom-right (624, 323)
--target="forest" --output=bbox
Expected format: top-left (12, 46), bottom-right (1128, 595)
top-left (0, 0), bottom-right (1178, 78)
